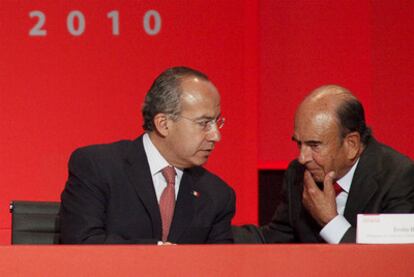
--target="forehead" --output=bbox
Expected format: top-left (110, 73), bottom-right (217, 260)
top-left (180, 77), bottom-right (220, 116)
top-left (294, 110), bottom-right (340, 142)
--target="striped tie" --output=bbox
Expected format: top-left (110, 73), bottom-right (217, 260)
top-left (160, 166), bottom-right (176, 242)
top-left (333, 182), bottom-right (343, 197)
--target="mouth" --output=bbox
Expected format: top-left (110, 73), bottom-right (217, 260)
top-left (201, 145), bottom-right (214, 152)
top-left (198, 148), bottom-right (214, 157)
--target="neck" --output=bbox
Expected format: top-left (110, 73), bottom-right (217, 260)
top-left (148, 131), bottom-right (183, 169)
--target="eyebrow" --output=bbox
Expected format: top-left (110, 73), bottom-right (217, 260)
top-left (195, 113), bottom-right (221, 121)
top-left (291, 136), bottom-right (321, 145)
top-left (305, 140), bottom-right (322, 145)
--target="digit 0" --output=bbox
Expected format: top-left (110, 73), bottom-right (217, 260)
top-left (67, 11), bottom-right (85, 36)
top-left (143, 10), bottom-right (161, 36)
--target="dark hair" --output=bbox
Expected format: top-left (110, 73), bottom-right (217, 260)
top-left (336, 97), bottom-right (372, 144)
top-left (142, 66), bottom-right (209, 131)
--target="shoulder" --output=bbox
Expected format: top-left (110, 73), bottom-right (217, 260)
top-left (187, 166), bottom-right (235, 198)
top-left (68, 138), bottom-right (139, 167)
top-left (378, 143), bottom-right (412, 165)
top-left (363, 138), bottom-right (413, 173)
top-left (357, 138), bottom-right (414, 190)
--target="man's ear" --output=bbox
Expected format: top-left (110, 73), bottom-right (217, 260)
top-left (344, 131), bottom-right (361, 160)
top-left (153, 113), bottom-right (170, 137)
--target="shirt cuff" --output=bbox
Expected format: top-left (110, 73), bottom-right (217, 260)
top-left (319, 215), bottom-right (351, 244)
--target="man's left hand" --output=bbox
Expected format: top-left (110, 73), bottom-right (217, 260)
top-left (302, 170), bottom-right (338, 226)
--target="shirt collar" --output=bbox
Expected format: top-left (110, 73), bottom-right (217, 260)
top-left (336, 158), bottom-right (360, 193)
top-left (142, 133), bottom-right (170, 176)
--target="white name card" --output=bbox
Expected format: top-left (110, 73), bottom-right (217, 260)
top-left (357, 214), bottom-right (414, 244)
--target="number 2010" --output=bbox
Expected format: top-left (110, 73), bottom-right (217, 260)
top-left (29, 10), bottom-right (162, 36)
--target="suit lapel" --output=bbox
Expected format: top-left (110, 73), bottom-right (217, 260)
top-left (168, 170), bottom-right (195, 242)
top-left (125, 136), bottom-right (162, 240)
top-left (344, 138), bottom-right (380, 225)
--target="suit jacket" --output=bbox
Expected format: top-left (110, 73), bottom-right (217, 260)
top-left (261, 137), bottom-right (414, 243)
top-left (59, 135), bottom-right (235, 244)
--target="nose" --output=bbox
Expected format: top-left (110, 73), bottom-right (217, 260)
top-left (298, 145), bottom-right (312, 165)
top-left (206, 124), bottom-right (221, 142)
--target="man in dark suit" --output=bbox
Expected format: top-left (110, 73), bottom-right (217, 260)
top-left (60, 66), bottom-right (235, 244)
top-left (260, 85), bottom-right (414, 243)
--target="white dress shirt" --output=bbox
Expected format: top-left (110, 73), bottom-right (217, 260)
top-left (319, 159), bottom-right (360, 244)
top-left (142, 133), bottom-right (183, 202)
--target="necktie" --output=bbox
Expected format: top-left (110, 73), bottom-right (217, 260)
top-left (160, 166), bottom-right (176, 242)
top-left (333, 182), bottom-right (343, 197)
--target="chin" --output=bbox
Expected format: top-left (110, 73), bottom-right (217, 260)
top-left (193, 157), bottom-right (209, 167)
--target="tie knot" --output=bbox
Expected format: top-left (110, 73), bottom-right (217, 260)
top-left (333, 182), bottom-right (343, 196)
top-left (162, 166), bottom-right (176, 185)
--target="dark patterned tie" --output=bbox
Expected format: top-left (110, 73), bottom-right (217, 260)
top-left (160, 166), bottom-right (176, 242)
top-left (333, 182), bottom-right (343, 197)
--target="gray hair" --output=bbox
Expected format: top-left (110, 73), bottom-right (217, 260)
top-left (142, 66), bottom-right (209, 131)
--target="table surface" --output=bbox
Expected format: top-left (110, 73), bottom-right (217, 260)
top-left (0, 244), bottom-right (413, 276)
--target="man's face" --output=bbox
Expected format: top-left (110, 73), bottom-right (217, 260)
top-left (293, 110), bottom-right (351, 182)
top-left (165, 77), bottom-right (221, 169)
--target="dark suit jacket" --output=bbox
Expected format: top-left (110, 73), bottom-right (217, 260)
top-left (261, 137), bottom-right (414, 243)
top-left (59, 135), bottom-right (235, 244)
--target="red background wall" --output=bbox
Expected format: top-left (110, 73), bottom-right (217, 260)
top-left (0, 0), bottom-right (412, 244)
top-left (259, 0), bottom-right (413, 168)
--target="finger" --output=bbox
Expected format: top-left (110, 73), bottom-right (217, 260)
top-left (303, 170), bottom-right (321, 197)
top-left (323, 171), bottom-right (336, 194)
top-left (160, 241), bottom-right (175, 246)
top-left (303, 170), bottom-right (317, 189)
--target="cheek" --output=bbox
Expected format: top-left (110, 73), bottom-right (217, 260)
top-left (312, 152), bottom-right (329, 169)
top-left (182, 134), bottom-right (205, 153)
top-left (173, 126), bottom-right (199, 144)
top-left (324, 151), bottom-right (341, 172)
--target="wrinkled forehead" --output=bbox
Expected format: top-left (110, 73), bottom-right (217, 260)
top-left (180, 78), bottom-right (221, 116)
top-left (294, 108), bottom-right (340, 140)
